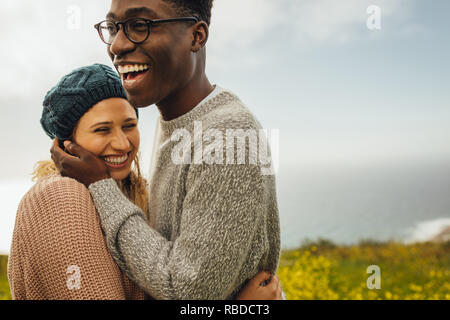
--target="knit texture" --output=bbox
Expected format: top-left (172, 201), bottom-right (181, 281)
top-left (41, 64), bottom-right (136, 143)
top-left (7, 174), bottom-right (147, 300)
top-left (89, 89), bottom-right (281, 300)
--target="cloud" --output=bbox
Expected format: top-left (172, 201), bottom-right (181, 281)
top-left (208, 0), bottom-right (414, 53)
top-left (0, 0), bottom-right (110, 101)
top-left (205, 0), bottom-right (422, 75)
top-left (205, 0), bottom-right (415, 72)
top-left (0, 0), bottom-right (112, 180)
top-left (0, 0), bottom-right (439, 181)
top-left (285, 0), bottom-right (406, 44)
top-left (0, 0), bottom-right (418, 95)
top-left (209, 0), bottom-right (282, 48)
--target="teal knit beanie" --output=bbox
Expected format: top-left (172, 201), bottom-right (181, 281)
top-left (41, 64), bottom-right (138, 144)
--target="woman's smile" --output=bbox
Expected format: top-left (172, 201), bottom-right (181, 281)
top-left (101, 152), bottom-right (132, 169)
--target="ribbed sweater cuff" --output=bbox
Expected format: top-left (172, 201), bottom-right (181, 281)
top-left (89, 179), bottom-right (145, 247)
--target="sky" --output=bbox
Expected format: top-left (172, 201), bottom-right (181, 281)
top-left (0, 0), bottom-right (449, 252)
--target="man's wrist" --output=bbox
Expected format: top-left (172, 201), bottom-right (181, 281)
top-left (84, 172), bottom-right (110, 188)
top-left (88, 175), bottom-right (111, 188)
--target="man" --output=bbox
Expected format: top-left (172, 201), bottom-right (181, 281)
top-left (51, 0), bottom-right (281, 300)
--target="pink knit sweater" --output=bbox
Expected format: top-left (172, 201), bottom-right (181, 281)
top-left (7, 174), bottom-right (147, 300)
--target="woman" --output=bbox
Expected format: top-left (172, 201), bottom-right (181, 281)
top-left (7, 64), bottom-right (282, 300)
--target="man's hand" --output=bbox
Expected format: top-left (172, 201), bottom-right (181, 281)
top-left (236, 271), bottom-right (283, 300)
top-left (50, 139), bottom-right (110, 188)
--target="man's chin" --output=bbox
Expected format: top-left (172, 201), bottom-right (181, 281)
top-left (127, 94), bottom-right (155, 109)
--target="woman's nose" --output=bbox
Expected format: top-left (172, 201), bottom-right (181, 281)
top-left (110, 131), bottom-right (131, 151)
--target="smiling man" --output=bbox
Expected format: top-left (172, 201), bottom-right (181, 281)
top-left (51, 0), bottom-right (281, 300)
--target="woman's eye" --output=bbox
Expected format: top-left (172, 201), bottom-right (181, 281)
top-left (94, 127), bottom-right (109, 133)
top-left (123, 123), bottom-right (137, 129)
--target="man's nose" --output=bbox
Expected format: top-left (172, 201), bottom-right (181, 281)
top-left (109, 27), bottom-right (135, 57)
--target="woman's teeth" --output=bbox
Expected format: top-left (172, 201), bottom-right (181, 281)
top-left (103, 154), bottom-right (129, 165)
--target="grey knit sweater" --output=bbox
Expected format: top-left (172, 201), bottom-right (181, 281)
top-left (89, 89), bottom-right (281, 300)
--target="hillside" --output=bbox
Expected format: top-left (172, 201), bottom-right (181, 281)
top-left (1, 240), bottom-right (449, 300)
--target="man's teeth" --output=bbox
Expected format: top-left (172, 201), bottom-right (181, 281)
top-left (118, 64), bottom-right (150, 74)
top-left (103, 154), bottom-right (129, 164)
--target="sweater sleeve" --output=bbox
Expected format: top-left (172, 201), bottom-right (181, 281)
top-left (7, 218), bottom-right (26, 300)
top-left (89, 163), bottom-right (264, 300)
top-left (8, 176), bottom-right (144, 300)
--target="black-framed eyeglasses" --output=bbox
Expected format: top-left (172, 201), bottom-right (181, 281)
top-left (94, 17), bottom-right (199, 45)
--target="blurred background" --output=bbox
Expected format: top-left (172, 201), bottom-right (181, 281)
top-left (0, 0), bottom-right (450, 255)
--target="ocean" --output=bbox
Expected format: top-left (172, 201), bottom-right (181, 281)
top-left (276, 162), bottom-right (450, 249)
top-left (1, 162), bottom-right (450, 253)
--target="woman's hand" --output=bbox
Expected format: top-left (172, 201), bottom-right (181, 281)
top-left (236, 271), bottom-right (283, 300)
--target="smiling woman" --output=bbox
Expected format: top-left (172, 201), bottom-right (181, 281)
top-left (34, 64), bottom-right (148, 215)
top-left (7, 64), bottom-right (150, 299)
top-left (71, 98), bottom-right (140, 181)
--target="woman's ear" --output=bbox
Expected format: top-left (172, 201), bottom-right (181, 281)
top-left (59, 139), bottom-right (67, 151)
top-left (192, 21), bottom-right (209, 52)
top-left (60, 139), bottom-right (74, 155)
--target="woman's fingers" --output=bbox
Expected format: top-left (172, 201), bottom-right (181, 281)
top-left (264, 274), bottom-right (283, 299)
top-left (250, 271), bottom-right (272, 287)
top-left (275, 275), bottom-right (283, 299)
top-left (238, 272), bottom-right (282, 300)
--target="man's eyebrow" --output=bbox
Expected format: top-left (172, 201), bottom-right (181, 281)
top-left (106, 12), bottom-right (116, 20)
top-left (124, 117), bottom-right (137, 122)
top-left (125, 7), bottom-right (159, 18)
top-left (107, 7), bottom-right (159, 20)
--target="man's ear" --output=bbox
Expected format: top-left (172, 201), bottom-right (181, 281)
top-left (191, 21), bottom-right (209, 52)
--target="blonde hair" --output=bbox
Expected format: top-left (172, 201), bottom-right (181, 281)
top-left (32, 153), bottom-right (149, 220)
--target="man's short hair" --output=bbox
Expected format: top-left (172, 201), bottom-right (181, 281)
top-left (164, 0), bottom-right (214, 26)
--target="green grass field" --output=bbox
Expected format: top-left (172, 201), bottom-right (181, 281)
top-left (278, 240), bottom-right (450, 300)
top-left (1, 240), bottom-right (449, 300)
top-left (0, 255), bottom-right (11, 300)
